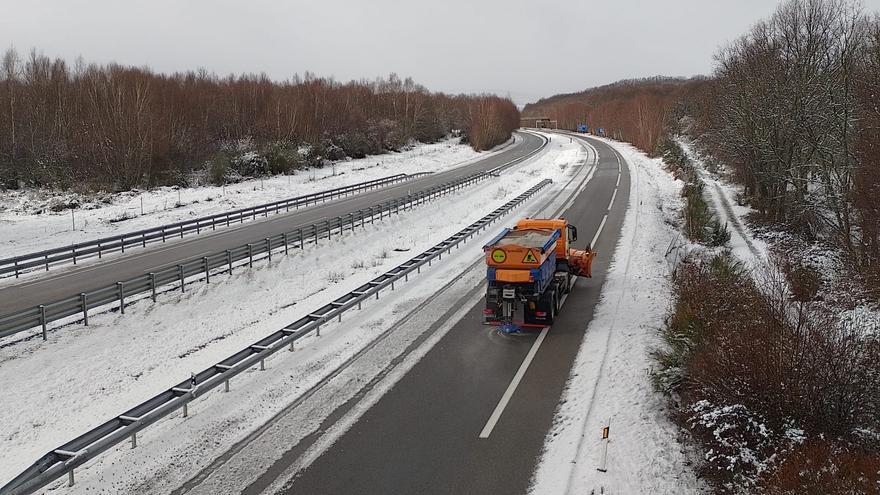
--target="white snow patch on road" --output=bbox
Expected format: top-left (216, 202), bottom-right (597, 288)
top-left (0, 137), bottom-right (499, 259)
top-left (0, 133), bottom-right (582, 491)
top-left (529, 138), bottom-right (706, 495)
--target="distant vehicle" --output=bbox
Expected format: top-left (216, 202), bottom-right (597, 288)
top-left (577, 124), bottom-right (589, 133)
top-left (482, 218), bottom-right (596, 333)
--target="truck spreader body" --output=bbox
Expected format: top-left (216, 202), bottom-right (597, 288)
top-left (483, 218), bottom-right (595, 333)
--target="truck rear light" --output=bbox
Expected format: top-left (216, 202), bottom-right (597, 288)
top-left (535, 311), bottom-right (547, 317)
top-left (482, 309), bottom-right (494, 315)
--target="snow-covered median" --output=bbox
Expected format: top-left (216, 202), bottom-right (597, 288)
top-left (530, 138), bottom-right (706, 494)
top-left (0, 133), bottom-right (581, 490)
top-left (0, 137), bottom-right (503, 259)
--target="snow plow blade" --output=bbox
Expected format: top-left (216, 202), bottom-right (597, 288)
top-left (568, 248), bottom-right (596, 278)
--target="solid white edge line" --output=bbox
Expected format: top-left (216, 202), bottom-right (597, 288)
top-left (479, 325), bottom-right (551, 439)
top-left (590, 215), bottom-right (608, 249)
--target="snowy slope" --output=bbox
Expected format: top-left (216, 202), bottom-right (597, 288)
top-left (0, 137), bottom-right (505, 260)
top-left (0, 134), bottom-right (584, 491)
top-left (529, 138), bottom-right (707, 495)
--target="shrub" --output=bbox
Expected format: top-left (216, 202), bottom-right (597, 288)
top-left (264, 144), bottom-right (303, 175)
top-left (206, 152), bottom-right (232, 185)
top-left (335, 131), bottom-right (376, 158)
top-left (759, 439), bottom-right (880, 495)
top-left (708, 219), bottom-right (731, 247)
top-left (657, 252), bottom-right (880, 490)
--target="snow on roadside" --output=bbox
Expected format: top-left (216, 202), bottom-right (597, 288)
top-left (0, 133), bottom-right (579, 488)
top-left (0, 137), bottom-right (503, 259)
top-left (678, 138), bottom-right (769, 267)
top-left (680, 138), bottom-right (880, 336)
top-left (529, 138), bottom-right (706, 495)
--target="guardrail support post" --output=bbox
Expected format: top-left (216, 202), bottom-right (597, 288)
top-left (283, 233), bottom-right (289, 255)
top-left (142, 233), bottom-right (147, 247)
top-left (178, 265), bottom-right (185, 292)
top-left (117, 282), bottom-right (125, 314)
top-left (358, 301), bottom-right (362, 310)
top-left (162, 228), bottom-right (166, 243)
top-left (226, 250), bottom-right (232, 274)
top-left (224, 379), bottom-right (230, 392)
top-left (203, 257), bottom-right (210, 283)
top-left (248, 244), bottom-right (253, 267)
top-left (313, 226), bottom-right (318, 245)
top-left (98, 242), bottom-right (102, 259)
top-left (289, 340), bottom-right (295, 351)
top-left (40, 304), bottom-right (47, 340)
top-left (316, 323), bottom-right (321, 337)
top-left (266, 238), bottom-right (272, 262)
top-left (69, 470), bottom-right (75, 487)
top-left (45, 254), bottom-right (49, 271)
top-left (72, 248), bottom-right (77, 265)
top-left (260, 359), bottom-right (265, 371)
top-left (131, 432), bottom-right (137, 449)
top-left (183, 403), bottom-right (188, 418)
top-left (150, 273), bottom-right (157, 301)
top-left (80, 293), bottom-right (89, 326)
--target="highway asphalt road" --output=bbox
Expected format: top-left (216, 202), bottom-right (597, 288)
top-left (0, 132), bottom-right (545, 315)
top-left (189, 134), bottom-right (631, 495)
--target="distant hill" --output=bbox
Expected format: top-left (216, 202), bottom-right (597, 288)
top-left (523, 76), bottom-right (710, 153)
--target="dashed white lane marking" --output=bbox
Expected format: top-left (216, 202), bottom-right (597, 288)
top-left (607, 189), bottom-right (617, 212)
top-left (590, 215), bottom-right (608, 250)
top-left (479, 325), bottom-right (550, 439)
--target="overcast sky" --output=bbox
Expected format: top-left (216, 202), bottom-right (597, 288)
top-left (3, 0), bottom-right (880, 106)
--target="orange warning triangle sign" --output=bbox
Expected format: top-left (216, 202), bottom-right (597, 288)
top-left (522, 250), bottom-right (538, 264)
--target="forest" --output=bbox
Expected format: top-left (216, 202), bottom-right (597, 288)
top-left (0, 50), bottom-right (519, 191)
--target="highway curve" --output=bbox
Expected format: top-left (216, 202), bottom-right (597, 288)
top-left (0, 132), bottom-right (544, 316)
top-left (185, 134), bottom-right (630, 495)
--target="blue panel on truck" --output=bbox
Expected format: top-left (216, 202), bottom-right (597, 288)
top-left (533, 252), bottom-right (557, 293)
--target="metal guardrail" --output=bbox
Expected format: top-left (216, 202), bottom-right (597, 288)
top-left (0, 173), bottom-right (430, 279)
top-left (0, 178), bottom-right (552, 495)
top-left (0, 134), bottom-right (548, 342)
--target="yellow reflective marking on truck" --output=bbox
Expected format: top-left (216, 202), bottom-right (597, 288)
top-left (491, 249), bottom-right (507, 263)
top-left (522, 251), bottom-right (538, 264)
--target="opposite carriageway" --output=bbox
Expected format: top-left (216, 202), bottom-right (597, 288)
top-left (0, 173), bottom-right (428, 279)
top-left (0, 132), bottom-right (548, 340)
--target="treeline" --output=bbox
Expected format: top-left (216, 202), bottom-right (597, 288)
top-left (0, 49), bottom-right (519, 191)
top-left (529, 0), bottom-right (880, 288)
top-left (692, 0), bottom-right (880, 286)
top-left (522, 77), bottom-right (707, 153)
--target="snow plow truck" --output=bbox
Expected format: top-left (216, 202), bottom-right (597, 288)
top-left (483, 218), bottom-right (596, 333)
